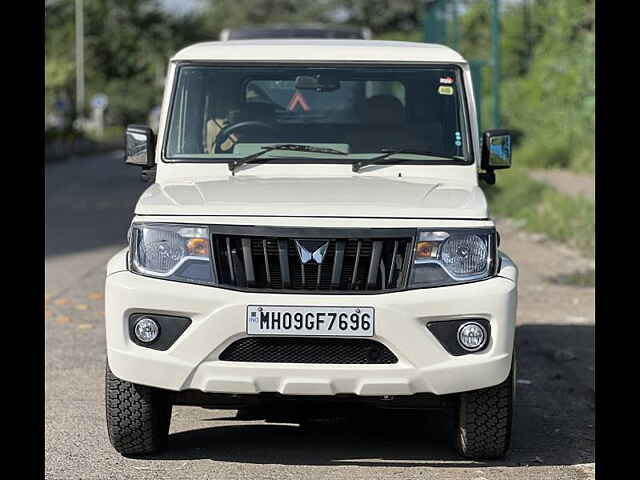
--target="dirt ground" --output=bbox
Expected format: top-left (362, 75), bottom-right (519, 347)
top-left (528, 168), bottom-right (595, 199)
top-left (491, 217), bottom-right (595, 477)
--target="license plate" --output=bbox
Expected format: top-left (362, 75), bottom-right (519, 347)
top-left (247, 305), bottom-right (375, 337)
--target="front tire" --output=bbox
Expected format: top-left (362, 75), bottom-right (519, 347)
top-left (105, 362), bottom-right (172, 456)
top-left (455, 354), bottom-right (516, 459)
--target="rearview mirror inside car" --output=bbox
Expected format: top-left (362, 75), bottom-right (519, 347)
top-left (294, 74), bottom-right (340, 92)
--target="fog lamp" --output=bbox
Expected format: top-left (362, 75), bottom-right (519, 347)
top-left (134, 317), bottom-right (160, 343)
top-left (457, 322), bottom-right (487, 352)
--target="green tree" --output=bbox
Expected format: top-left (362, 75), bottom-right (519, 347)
top-left (45, 0), bottom-right (207, 126)
top-left (45, 1), bottom-right (76, 125)
top-left (201, 0), bottom-right (335, 37)
top-left (456, 0), bottom-right (594, 172)
top-left (334, 0), bottom-right (423, 35)
top-left (501, 0), bottom-right (595, 171)
top-left (200, 0), bottom-right (425, 39)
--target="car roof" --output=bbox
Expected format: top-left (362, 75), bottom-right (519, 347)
top-left (228, 23), bottom-right (364, 31)
top-left (224, 23), bottom-right (367, 36)
top-left (172, 39), bottom-right (467, 64)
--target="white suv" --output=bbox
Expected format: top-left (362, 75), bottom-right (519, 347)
top-left (105, 39), bottom-right (518, 459)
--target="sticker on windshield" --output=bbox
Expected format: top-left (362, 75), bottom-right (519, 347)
top-left (440, 76), bottom-right (455, 85)
top-left (287, 92), bottom-right (310, 111)
top-left (438, 86), bottom-right (454, 95)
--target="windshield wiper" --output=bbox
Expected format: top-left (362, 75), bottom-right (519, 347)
top-left (228, 144), bottom-right (347, 175)
top-left (352, 148), bottom-right (464, 173)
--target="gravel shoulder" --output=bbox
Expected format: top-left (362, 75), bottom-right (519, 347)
top-left (528, 168), bottom-right (595, 200)
top-left (45, 153), bottom-right (595, 479)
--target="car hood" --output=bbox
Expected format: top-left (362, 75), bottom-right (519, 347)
top-left (135, 176), bottom-right (488, 219)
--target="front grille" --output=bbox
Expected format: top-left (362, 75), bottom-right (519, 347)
top-left (219, 337), bottom-right (398, 364)
top-left (210, 226), bottom-right (415, 293)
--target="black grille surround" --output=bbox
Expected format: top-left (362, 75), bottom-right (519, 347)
top-left (219, 337), bottom-right (398, 364)
top-left (210, 225), bottom-right (415, 294)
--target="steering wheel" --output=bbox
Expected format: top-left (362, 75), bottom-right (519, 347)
top-left (214, 121), bottom-right (278, 153)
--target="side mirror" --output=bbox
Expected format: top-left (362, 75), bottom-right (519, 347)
top-left (480, 129), bottom-right (512, 184)
top-left (125, 124), bottom-right (156, 168)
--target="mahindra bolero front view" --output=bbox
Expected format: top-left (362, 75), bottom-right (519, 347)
top-left (105, 39), bottom-right (518, 459)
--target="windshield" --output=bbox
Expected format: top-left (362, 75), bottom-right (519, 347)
top-left (164, 64), bottom-right (471, 164)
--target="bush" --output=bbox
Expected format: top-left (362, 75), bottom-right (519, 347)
top-left (45, 126), bottom-right (86, 144)
top-left (499, 0), bottom-right (595, 173)
top-left (485, 166), bottom-right (594, 258)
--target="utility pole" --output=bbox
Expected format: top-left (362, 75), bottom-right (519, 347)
top-left (451, 0), bottom-right (460, 51)
top-left (75, 0), bottom-right (85, 118)
top-left (523, 0), bottom-right (532, 71)
top-left (491, 0), bottom-right (501, 128)
top-left (423, 0), bottom-right (446, 44)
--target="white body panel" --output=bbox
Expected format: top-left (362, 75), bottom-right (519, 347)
top-left (136, 175), bottom-right (488, 219)
top-left (131, 215), bottom-right (495, 230)
top-left (106, 251), bottom-right (516, 396)
top-left (172, 40), bottom-right (466, 63)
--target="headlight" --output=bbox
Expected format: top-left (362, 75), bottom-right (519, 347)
top-left (129, 223), bottom-right (215, 284)
top-left (409, 229), bottom-right (496, 287)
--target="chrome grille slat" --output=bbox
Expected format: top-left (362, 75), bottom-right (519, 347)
top-left (277, 239), bottom-right (291, 289)
top-left (262, 239), bottom-right (271, 286)
top-left (400, 241), bottom-right (414, 287)
top-left (331, 239), bottom-right (345, 288)
top-left (225, 237), bottom-right (235, 283)
top-left (388, 240), bottom-right (398, 287)
top-left (241, 238), bottom-right (255, 287)
top-left (366, 240), bottom-right (383, 289)
top-left (211, 227), bottom-right (414, 293)
top-left (351, 240), bottom-right (362, 288)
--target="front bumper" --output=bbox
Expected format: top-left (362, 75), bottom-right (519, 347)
top-left (106, 271), bottom-right (516, 396)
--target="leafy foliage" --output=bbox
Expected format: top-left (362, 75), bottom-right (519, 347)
top-left (200, 0), bottom-right (424, 37)
top-left (201, 0), bottom-right (336, 36)
top-left (332, 0), bottom-right (423, 34)
top-left (45, 0), bottom-right (594, 175)
top-left (45, 0), bottom-right (207, 126)
top-left (501, 0), bottom-right (595, 173)
top-left (458, 0), bottom-right (594, 172)
top-left (484, 167), bottom-right (594, 257)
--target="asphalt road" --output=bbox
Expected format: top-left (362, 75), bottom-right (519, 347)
top-left (45, 151), bottom-right (595, 479)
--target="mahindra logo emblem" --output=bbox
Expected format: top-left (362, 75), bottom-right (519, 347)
top-left (294, 240), bottom-right (329, 264)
